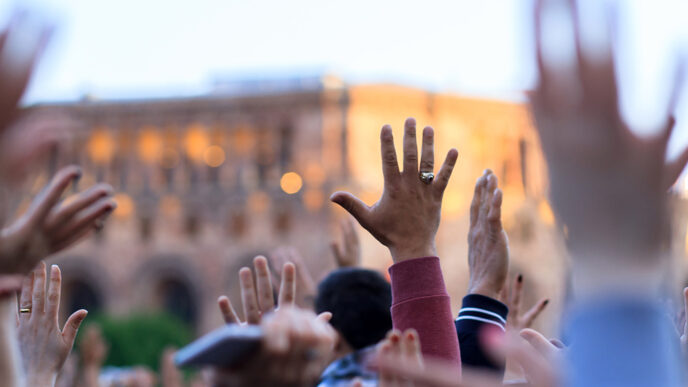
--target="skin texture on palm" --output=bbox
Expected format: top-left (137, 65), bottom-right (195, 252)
top-left (529, 0), bottom-right (687, 265)
top-left (467, 170), bottom-right (509, 299)
top-left (18, 262), bottom-right (88, 387)
top-left (330, 118), bottom-right (458, 263)
top-left (0, 165), bottom-right (115, 275)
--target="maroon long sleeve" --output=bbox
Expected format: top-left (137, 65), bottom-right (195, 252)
top-left (388, 256), bottom-right (461, 371)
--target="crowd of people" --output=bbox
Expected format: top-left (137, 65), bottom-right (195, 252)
top-left (1, 0), bottom-right (688, 386)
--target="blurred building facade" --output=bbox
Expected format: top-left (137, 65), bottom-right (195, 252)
top-left (26, 76), bottom-right (564, 334)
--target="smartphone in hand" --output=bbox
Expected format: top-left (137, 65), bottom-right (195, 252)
top-left (175, 324), bottom-right (262, 368)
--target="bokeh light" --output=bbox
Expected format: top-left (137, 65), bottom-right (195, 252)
top-left (88, 128), bottom-right (115, 164)
top-left (113, 193), bottom-right (134, 219)
top-left (203, 145), bottom-right (226, 167)
top-left (280, 172), bottom-right (303, 194)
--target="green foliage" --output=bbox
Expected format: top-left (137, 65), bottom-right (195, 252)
top-left (76, 312), bottom-right (193, 372)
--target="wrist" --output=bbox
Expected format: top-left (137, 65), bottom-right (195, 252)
top-left (467, 281), bottom-right (501, 300)
top-left (27, 372), bottom-right (57, 387)
top-left (389, 242), bottom-right (437, 263)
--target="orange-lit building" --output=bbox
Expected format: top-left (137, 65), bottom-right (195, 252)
top-left (25, 76), bottom-right (566, 335)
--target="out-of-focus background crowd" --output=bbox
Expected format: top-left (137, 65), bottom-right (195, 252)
top-left (2, 0), bottom-right (687, 379)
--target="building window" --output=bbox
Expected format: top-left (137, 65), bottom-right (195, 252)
top-left (155, 278), bottom-right (197, 326)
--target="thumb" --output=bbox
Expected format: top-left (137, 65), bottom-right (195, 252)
top-left (330, 192), bottom-right (369, 227)
top-left (62, 309), bottom-right (88, 347)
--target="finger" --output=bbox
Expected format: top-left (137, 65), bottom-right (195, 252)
top-left (402, 329), bottom-right (423, 367)
top-left (239, 267), bottom-right (261, 324)
top-left (62, 309), bottom-right (88, 348)
top-left (550, 338), bottom-right (566, 349)
top-left (380, 125), bottom-right (400, 187)
top-left (26, 166), bottom-right (81, 229)
top-left (44, 183), bottom-right (113, 231)
top-left (18, 270), bottom-right (34, 319)
top-left (402, 118), bottom-right (419, 177)
top-left (487, 188), bottom-right (503, 233)
top-left (31, 261), bottom-right (47, 316)
top-left (253, 256), bottom-right (275, 313)
top-left (433, 148), bottom-right (459, 195)
top-left (330, 192), bottom-right (370, 227)
top-left (343, 217), bottom-right (358, 247)
top-left (419, 126), bottom-right (435, 175)
top-left (519, 328), bottom-right (557, 358)
top-left (217, 296), bottom-right (240, 324)
top-left (682, 287), bottom-right (688, 336)
top-left (0, 21), bottom-right (50, 129)
top-left (46, 264), bottom-right (61, 324)
top-left (317, 311), bottom-right (333, 323)
top-left (278, 262), bottom-right (296, 307)
top-left (50, 198), bottom-right (116, 244)
top-left (522, 298), bottom-right (549, 328)
top-left (469, 174), bottom-right (487, 228)
top-left (330, 241), bottom-right (344, 266)
top-left (510, 274), bottom-right (523, 315)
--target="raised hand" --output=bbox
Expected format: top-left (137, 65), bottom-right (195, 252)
top-left (0, 166), bottom-right (115, 275)
top-left (78, 325), bottom-right (108, 387)
top-left (330, 217), bottom-right (362, 268)
top-left (269, 247), bottom-right (317, 308)
top-left (529, 0), bottom-right (687, 263)
top-left (208, 307), bottom-right (336, 387)
top-left (467, 170), bottom-right (508, 299)
top-left (18, 262), bottom-right (88, 387)
top-left (217, 256), bottom-right (296, 325)
top-left (500, 275), bottom-right (549, 331)
top-left (330, 118), bottom-right (459, 262)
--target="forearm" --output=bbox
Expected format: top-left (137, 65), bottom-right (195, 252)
top-left (0, 297), bottom-right (25, 387)
top-left (456, 294), bottom-right (507, 375)
top-left (389, 257), bottom-right (461, 369)
top-left (80, 366), bottom-right (100, 387)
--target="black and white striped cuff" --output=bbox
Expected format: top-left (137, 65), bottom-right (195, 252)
top-left (456, 294), bottom-right (509, 331)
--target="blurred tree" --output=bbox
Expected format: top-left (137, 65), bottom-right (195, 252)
top-left (76, 313), bottom-right (192, 372)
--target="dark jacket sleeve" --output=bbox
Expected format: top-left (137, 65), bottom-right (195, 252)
top-left (455, 294), bottom-right (508, 375)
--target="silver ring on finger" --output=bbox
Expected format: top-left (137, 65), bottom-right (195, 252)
top-left (419, 171), bottom-right (434, 185)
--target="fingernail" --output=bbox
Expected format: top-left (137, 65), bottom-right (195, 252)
top-left (544, 299), bottom-right (550, 305)
top-left (518, 274), bottom-right (523, 283)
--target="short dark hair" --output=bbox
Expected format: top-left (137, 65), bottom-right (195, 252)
top-left (315, 268), bottom-right (392, 350)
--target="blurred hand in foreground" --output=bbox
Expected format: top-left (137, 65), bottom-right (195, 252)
top-left (330, 217), bottom-right (362, 268)
top-left (529, 0), bottom-right (687, 263)
top-left (0, 165), bottom-right (115, 275)
top-left (500, 275), bottom-right (549, 331)
top-left (18, 262), bottom-right (88, 387)
top-left (207, 307), bottom-right (336, 387)
top-left (467, 170), bottom-right (508, 299)
top-left (269, 247), bottom-right (317, 308)
top-left (217, 255), bottom-right (295, 325)
top-left (330, 118), bottom-right (458, 262)
top-left (375, 328), bottom-right (558, 387)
